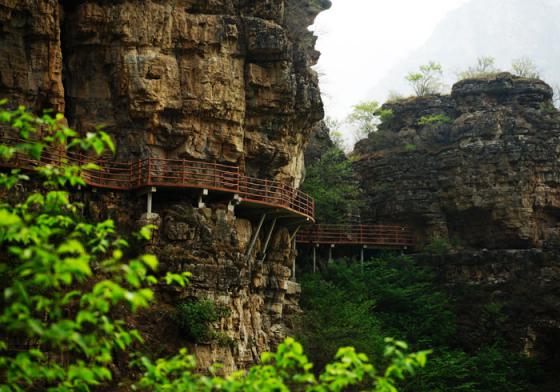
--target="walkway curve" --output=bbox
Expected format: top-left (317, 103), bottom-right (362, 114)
top-left (0, 138), bottom-right (315, 222)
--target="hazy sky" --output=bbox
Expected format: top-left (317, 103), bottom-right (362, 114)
top-left (312, 0), bottom-right (469, 121)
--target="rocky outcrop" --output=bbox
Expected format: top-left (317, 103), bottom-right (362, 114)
top-left (0, 0), bottom-right (329, 370)
top-left (356, 74), bottom-right (560, 380)
top-left (354, 73), bottom-right (560, 249)
top-left (0, 0), bottom-right (64, 112)
top-left (304, 120), bottom-right (334, 164)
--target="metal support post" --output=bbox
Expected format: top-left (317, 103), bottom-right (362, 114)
top-left (328, 244), bottom-right (334, 263)
top-left (245, 213), bottom-right (266, 261)
top-left (259, 218), bottom-right (277, 263)
top-left (360, 246), bottom-right (364, 272)
top-left (198, 189), bottom-right (209, 209)
top-left (312, 245), bottom-right (317, 274)
top-left (146, 187), bottom-right (156, 214)
top-left (292, 236), bottom-right (297, 281)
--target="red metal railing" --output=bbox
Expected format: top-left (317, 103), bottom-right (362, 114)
top-left (297, 224), bottom-right (414, 248)
top-left (0, 138), bottom-right (315, 221)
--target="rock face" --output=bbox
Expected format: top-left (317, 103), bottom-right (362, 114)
top-left (354, 74), bottom-right (560, 249)
top-left (416, 250), bottom-right (560, 378)
top-left (60, 0), bottom-right (326, 186)
top-left (356, 74), bottom-right (560, 377)
top-left (0, 0), bottom-right (328, 369)
top-left (304, 120), bottom-right (334, 164)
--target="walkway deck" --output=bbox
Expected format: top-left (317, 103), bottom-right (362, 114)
top-left (0, 138), bottom-right (315, 222)
top-left (0, 139), bottom-right (417, 250)
top-left (297, 224), bottom-right (414, 249)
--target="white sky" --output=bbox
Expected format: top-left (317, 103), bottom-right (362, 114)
top-left (312, 0), bottom-right (469, 121)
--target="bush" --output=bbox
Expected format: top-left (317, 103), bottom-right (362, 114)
top-left (301, 147), bottom-right (363, 223)
top-left (417, 114), bottom-right (453, 126)
top-left (298, 256), bottom-right (540, 392)
top-left (406, 62), bottom-right (444, 96)
top-left (173, 299), bottom-right (230, 343)
top-left (459, 56), bottom-right (500, 80)
top-left (423, 235), bottom-right (453, 255)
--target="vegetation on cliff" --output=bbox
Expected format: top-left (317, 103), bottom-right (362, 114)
top-left (297, 257), bottom-right (542, 392)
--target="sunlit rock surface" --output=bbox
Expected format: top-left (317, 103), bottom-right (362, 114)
top-left (0, 0), bottom-right (329, 370)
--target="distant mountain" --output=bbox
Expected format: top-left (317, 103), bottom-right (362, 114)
top-left (367, 0), bottom-right (560, 101)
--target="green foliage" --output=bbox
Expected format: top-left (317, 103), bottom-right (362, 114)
top-left (404, 144), bottom-right (417, 152)
top-left (423, 235), bottom-right (453, 255)
top-left (298, 257), bottom-right (539, 392)
top-left (405, 62), bottom-right (444, 96)
top-left (173, 299), bottom-right (230, 343)
top-left (417, 114), bottom-right (453, 126)
top-left (346, 101), bottom-right (395, 145)
top-left (347, 101), bottom-right (381, 142)
top-left (377, 108), bottom-right (395, 124)
top-left (386, 91), bottom-right (405, 103)
top-left (459, 56), bottom-right (500, 80)
top-left (301, 147), bottom-right (363, 223)
top-left (136, 336), bottom-right (429, 392)
top-left (511, 57), bottom-right (540, 79)
top-left (405, 346), bottom-right (539, 392)
top-left (299, 258), bottom-right (451, 367)
top-left (0, 104), bottom-right (187, 391)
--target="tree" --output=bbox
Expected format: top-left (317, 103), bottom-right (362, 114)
top-left (405, 62), bottom-right (444, 96)
top-left (0, 103), bottom-right (190, 390)
top-left (346, 101), bottom-right (381, 143)
top-left (511, 57), bottom-right (540, 79)
top-left (459, 56), bottom-right (500, 79)
top-left (0, 103), bottom-right (428, 391)
top-left (301, 147), bottom-right (363, 224)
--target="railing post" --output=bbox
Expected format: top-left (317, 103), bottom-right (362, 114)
top-left (137, 160), bottom-right (141, 187)
top-left (147, 158), bottom-right (151, 185)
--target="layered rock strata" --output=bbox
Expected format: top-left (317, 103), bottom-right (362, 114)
top-left (0, 0), bottom-right (329, 369)
top-left (354, 74), bottom-right (560, 249)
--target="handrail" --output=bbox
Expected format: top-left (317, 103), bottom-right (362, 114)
top-left (0, 138), bottom-right (315, 221)
top-left (297, 224), bottom-right (414, 248)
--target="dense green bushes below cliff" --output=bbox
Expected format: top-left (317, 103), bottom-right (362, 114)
top-left (297, 256), bottom-right (543, 391)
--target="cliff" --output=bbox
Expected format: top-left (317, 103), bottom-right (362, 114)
top-left (354, 73), bottom-right (560, 249)
top-left (355, 74), bottom-right (560, 380)
top-left (0, 0), bottom-right (329, 370)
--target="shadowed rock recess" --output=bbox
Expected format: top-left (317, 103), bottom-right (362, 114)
top-left (354, 74), bottom-right (560, 369)
top-left (0, 0), bottom-right (330, 370)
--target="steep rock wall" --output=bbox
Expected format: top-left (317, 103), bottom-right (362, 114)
top-left (354, 74), bottom-right (560, 249)
top-left (355, 74), bottom-right (560, 377)
top-left (0, 0), bottom-right (329, 370)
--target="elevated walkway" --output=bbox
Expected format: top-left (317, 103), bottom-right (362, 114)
top-left (297, 224), bottom-right (414, 248)
top-left (0, 138), bottom-right (315, 222)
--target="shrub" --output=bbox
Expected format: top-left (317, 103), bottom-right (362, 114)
top-left (511, 57), bottom-right (540, 79)
top-left (404, 143), bottom-right (417, 151)
top-left (423, 235), bottom-right (452, 255)
top-left (298, 256), bottom-right (541, 392)
top-left (173, 299), bottom-right (230, 343)
top-left (301, 147), bottom-right (364, 223)
top-left (459, 56), bottom-right (501, 80)
top-left (417, 114), bottom-right (453, 126)
top-left (406, 62), bottom-right (444, 96)
top-left (0, 102), bottom-right (190, 390)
